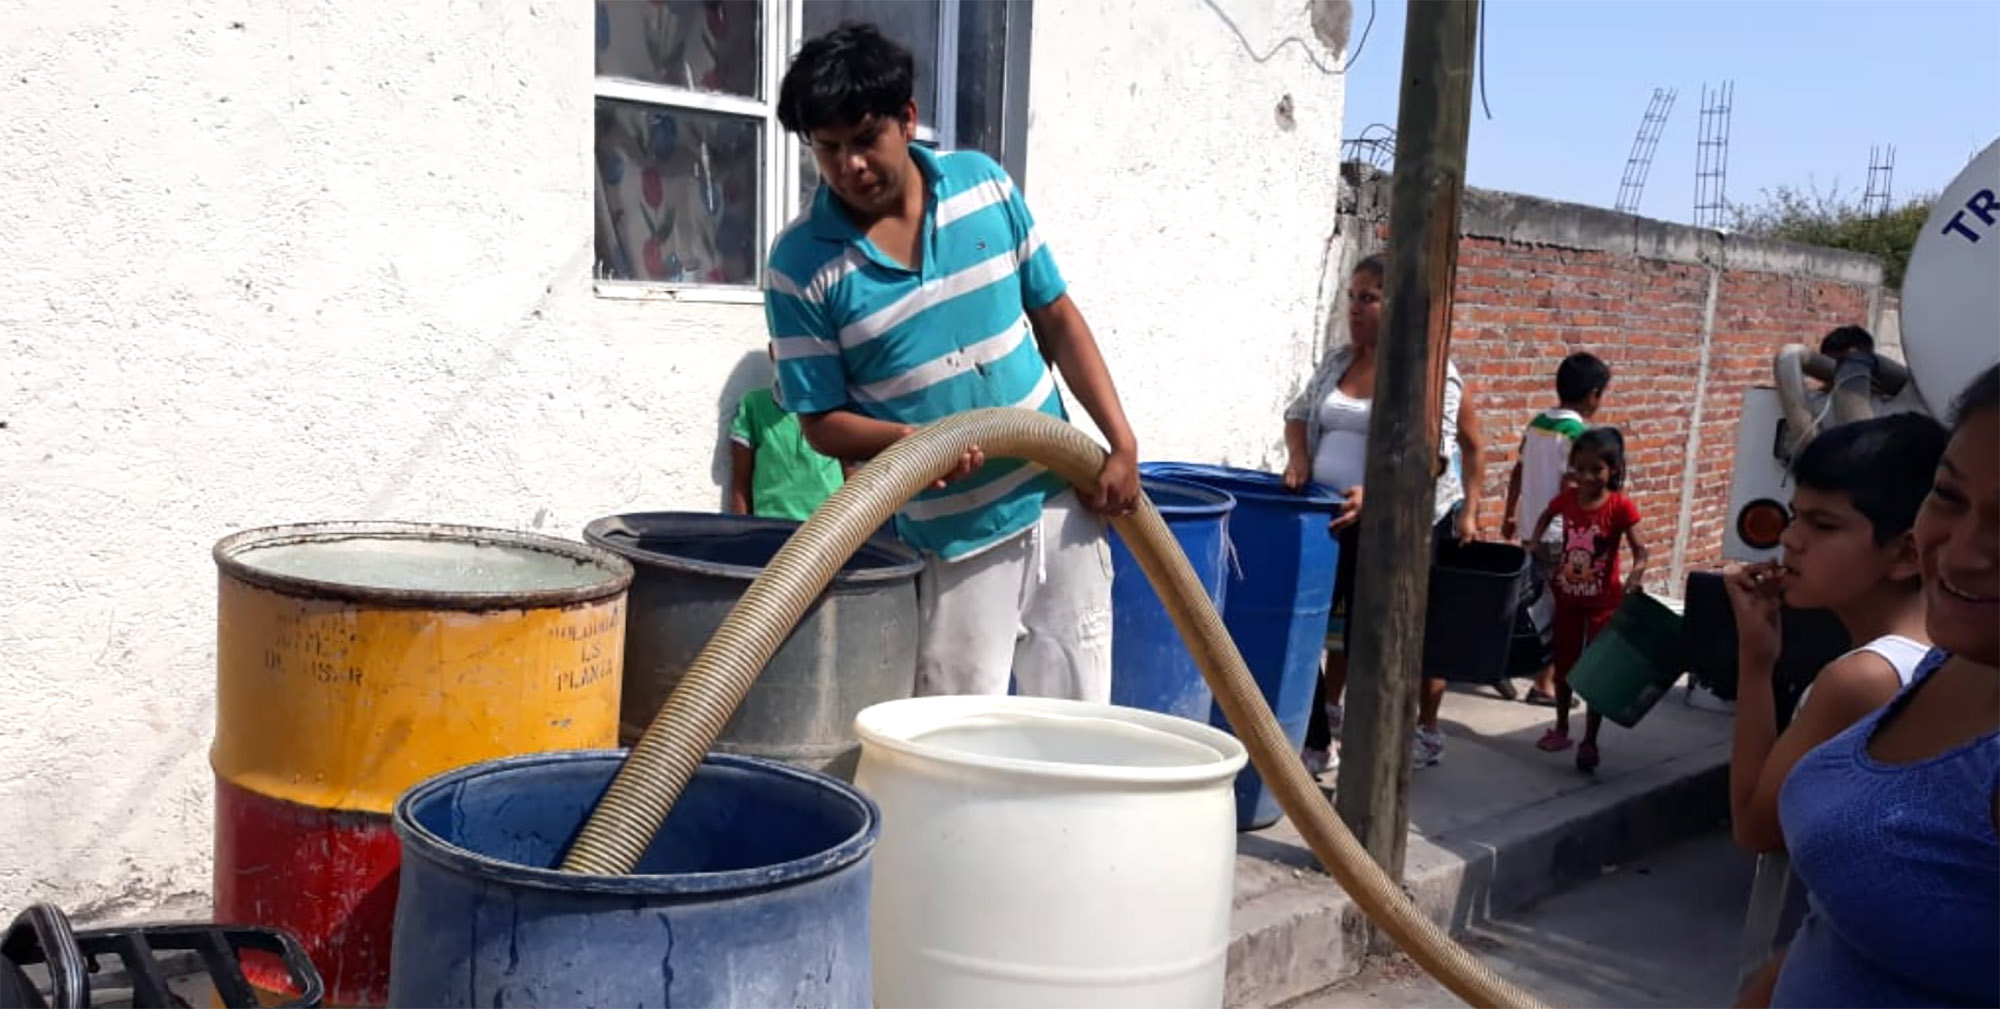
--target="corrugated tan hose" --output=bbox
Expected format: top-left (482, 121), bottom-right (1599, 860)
top-left (560, 407), bottom-right (1543, 1009)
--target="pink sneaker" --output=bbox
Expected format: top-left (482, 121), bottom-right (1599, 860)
top-left (1536, 728), bottom-right (1574, 752)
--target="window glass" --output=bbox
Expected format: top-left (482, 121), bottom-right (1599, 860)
top-left (594, 99), bottom-right (763, 284)
top-left (596, 1), bottom-right (764, 98)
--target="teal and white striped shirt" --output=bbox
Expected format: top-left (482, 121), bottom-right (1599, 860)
top-left (764, 146), bottom-right (1071, 560)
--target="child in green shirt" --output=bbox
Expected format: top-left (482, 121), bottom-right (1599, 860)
top-left (729, 373), bottom-right (844, 521)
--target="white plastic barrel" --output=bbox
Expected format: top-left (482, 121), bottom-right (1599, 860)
top-left (853, 695), bottom-right (1248, 1008)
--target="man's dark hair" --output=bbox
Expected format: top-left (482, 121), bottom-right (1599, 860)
top-left (1572, 426), bottom-right (1627, 492)
top-left (1951, 362), bottom-right (2000, 430)
top-left (1555, 352), bottom-right (1611, 405)
top-left (777, 23), bottom-right (914, 136)
top-left (1819, 326), bottom-right (1875, 358)
top-left (1791, 413), bottom-right (1948, 544)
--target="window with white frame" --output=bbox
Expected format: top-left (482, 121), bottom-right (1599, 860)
top-left (592, 0), bottom-right (1033, 293)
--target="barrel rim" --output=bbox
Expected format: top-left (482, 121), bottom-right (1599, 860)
top-left (854, 695), bottom-right (1250, 786)
top-left (582, 511), bottom-right (925, 586)
top-left (1138, 462), bottom-right (1343, 510)
top-left (392, 750), bottom-right (880, 897)
top-left (214, 521), bottom-right (635, 609)
top-left (1138, 477), bottom-right (1236, 519)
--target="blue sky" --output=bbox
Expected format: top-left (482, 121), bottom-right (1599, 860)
top-left (1338, 0), bottom-right (2000, 221)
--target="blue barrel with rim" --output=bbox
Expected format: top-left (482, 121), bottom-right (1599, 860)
top-left (1108, 477), bottom-right (1237, 723)
top-left (1138, 462), bottom-right (1343, 830)
top-left (388, 750), bottom-right (877, 1008)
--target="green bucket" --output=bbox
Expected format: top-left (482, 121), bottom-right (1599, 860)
top-left (1568, 592), bottom-right (1686, 728)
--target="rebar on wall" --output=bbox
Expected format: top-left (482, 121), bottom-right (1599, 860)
top-left (1341, 122), bottom-right (1397, 171)
top-left (1615, 87), bottom-right (1676, 214)
top-left (1693, 80), bottom-right (1734, 229)
top-left (1861, 144), bottom-right (1897, 218)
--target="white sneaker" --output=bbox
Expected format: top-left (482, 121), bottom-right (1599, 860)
top-left (1302, 746), bottom-right (1338, 776)
top-left (1412, 726), bottom-right (1445, 768)
top-left (1683, 683), bottom-right (1737, 714)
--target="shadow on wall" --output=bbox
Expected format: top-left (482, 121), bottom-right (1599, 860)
top-left (710, 349), bottom-right (771, 511)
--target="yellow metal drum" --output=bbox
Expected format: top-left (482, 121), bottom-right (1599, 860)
top-left (210, 521), bottom-right (633, 1005)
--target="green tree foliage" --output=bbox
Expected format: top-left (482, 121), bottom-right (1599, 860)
top-left (1727, 185), bottom-right (1934, 289)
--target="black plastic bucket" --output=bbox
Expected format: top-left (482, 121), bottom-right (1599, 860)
top-left (1423, 540), bottom-right (1530, 684)
top-left (1681, 570), bottom-right (1850, 727)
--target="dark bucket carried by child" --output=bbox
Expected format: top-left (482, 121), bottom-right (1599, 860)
top-left (1567, 592), bottom-right (1686, 728)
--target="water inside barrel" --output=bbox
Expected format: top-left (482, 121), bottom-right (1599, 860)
top-left (237, 537), bottom-right (607, 593)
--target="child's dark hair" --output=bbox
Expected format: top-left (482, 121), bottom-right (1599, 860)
top-left (1353, 253), bottom-right (1386, 282)
top-left (777, 23), bottom-right (914, 136)
top-left (1555, 352), bottom-right (1611, 405)
top-left (1790, 414), bottom-right (1948, 544)
top-left (1818, 326), bottom-right (1875, 358)
top-left (1571, 426), bottom-right (1627, 491)
top-left (1950, 362), bottom-right (2000, 430)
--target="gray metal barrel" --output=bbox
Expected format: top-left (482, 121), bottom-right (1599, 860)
top-left (583, 512), bottom-right (924, 780)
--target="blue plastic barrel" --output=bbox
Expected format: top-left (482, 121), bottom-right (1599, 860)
top-left (388, 750), bottom-right (877, 1008)
top-left (1108, 477), bottom-right (1236, 722)
top-left (1139, 463), bottom-right (1342, 830)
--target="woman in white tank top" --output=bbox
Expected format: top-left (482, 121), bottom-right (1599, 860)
top-left (1281, 255), bottom-right (1482, 774)
top-left (1721, 413), bottom-right (1949, 858)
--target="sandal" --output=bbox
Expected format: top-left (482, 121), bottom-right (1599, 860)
top-left (1577, 741), bottom-right (1600, 773)
top-left (1536, 728), bottom-right (1573, 752)
top-left (1525, 688), bottom-right (1581, 710)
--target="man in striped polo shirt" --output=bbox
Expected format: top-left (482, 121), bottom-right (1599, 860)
top-left (765, 23), bottom-right (1141, 702)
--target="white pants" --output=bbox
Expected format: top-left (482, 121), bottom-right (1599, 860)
top-left (914, 491), bottom-right (1114, 701)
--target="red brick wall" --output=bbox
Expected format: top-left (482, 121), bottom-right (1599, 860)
top-left (1448, 238), bottom-right (1876, 586)
top-left (1685, 271), bottom-right (1872, 569)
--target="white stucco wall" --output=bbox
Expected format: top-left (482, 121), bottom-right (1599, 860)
top-left (0, 0), bottom-right (1343, 918)
top-left (1025, 0), bottom-right (1348, 468)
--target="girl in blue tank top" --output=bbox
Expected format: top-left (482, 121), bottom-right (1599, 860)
top-left (1771, 364), bottom-right (2000, 1008)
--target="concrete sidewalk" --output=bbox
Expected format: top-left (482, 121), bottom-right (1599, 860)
top-left (1283, 833), bottom-right (1751, 1008)
top-left (1225, 677), bottom-right (1734, 1008)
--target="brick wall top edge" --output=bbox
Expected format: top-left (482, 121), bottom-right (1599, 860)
top-left (1340, 163), bottom-right (1885, 288)
top-left (1715, 231), bottom-right (1885, 287)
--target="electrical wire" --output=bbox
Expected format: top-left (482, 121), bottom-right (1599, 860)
top-left (1345, 0), bottom-right (1377, 72)
top-left (1477, 0), bottom-right (1493, 120)
top-left (1200, 0), bottom-right (1341, 75)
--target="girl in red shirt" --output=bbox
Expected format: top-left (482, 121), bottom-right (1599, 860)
top-left (1531, 427), bottom-right (1650, 771)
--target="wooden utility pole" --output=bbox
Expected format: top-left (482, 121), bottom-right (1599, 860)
top-left (1332, 0), bottom-right (1479, 881)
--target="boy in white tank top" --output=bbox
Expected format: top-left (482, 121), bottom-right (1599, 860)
top-left (1723, 414), bottom-right (1948, 1003)
top-left (1722, 412), bottom-right (1949, 857)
